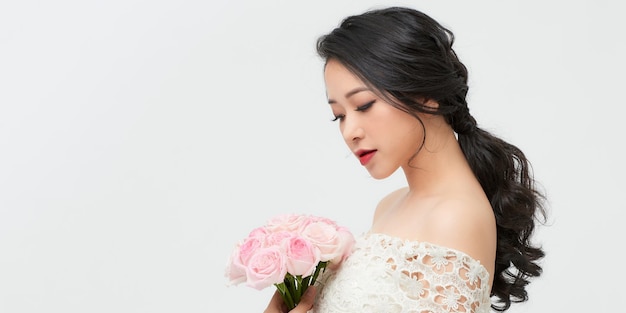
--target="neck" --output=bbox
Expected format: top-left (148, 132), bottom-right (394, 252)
top-left (401, 125), bottom-right (473, 196)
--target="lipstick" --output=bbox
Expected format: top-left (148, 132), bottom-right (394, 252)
top-left (356, 149), bottom-right (377, 166)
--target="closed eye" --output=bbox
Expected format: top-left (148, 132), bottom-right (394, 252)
top-left (331, 100), bottom-right (374, 122)
top-left (331, 114), bottom-right (345, 122)
top-left (356, 100), bottom-right (375, 112)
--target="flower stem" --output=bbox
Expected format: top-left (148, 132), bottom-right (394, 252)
top-left (310, 261), bottom-right (328, 286)
top-left (275, 282), bottom-right (295, 310)
top-left (276, 262), bottom-right (329, 310)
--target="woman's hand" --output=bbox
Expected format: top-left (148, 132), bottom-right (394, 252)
top-left (263, 286), bottom-right (317, 313)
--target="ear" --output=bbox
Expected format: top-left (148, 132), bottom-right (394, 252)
top-left (423, 99), bottom-right (440, 110)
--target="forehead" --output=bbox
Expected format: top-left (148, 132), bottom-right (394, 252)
top-left (324, 59), bottom-right (367, 97)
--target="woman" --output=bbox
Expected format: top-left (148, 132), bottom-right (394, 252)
top-left (266, 6), bottom-right (546, 313)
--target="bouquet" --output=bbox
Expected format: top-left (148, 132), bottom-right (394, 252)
top-left (225, 213), bottom-right (355, 310)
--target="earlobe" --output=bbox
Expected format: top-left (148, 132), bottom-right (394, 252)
top-left (423, 99), bottom-right (439, 110)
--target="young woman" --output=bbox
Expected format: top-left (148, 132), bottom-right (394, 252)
top-left (265, 6), bottom-right (546, 313)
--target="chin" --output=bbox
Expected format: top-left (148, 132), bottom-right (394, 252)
top-left (366, 169), bottom-right (394, 180)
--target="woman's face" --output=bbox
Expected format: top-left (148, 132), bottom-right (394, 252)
top-left (324, 59), bottom-right (424, 179)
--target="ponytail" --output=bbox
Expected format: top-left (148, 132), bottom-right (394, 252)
top-left (440, 17), bottom-right (547, 311)
top-left (456, 125), bottom-right (546, 311)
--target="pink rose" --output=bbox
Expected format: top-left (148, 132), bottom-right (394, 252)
top-left (301, 220), bottom-right (344, 262)
top-left (283, 235), bottom-right (321, 277)
top-left (307, 215), bottom-right (339, 227)
top-left (248, 226), bottom-right (270, 239)
top-left (225, 229), bottom-right (268, 286)
top-left (265, 213), bottom-right (309, 233)
top-left (245, 246), bottom-right (287, 290)
top-left (236, 235), bottom-right (265, 266)
top-left (328, 226), bottom-right (356, 268)
top-left (264, 230), bottom-right (294, 248)
top-left (225, 246), bottom-right (247, 285)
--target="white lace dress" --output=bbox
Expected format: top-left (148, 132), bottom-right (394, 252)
top-left (311, 232), bottom-right (492, 313)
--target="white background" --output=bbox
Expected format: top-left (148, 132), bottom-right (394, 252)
top-left (1, 0), bottom-right (624, 312)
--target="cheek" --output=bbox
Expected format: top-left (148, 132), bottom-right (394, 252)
top-left (386, 117), bottom-right (424, 152)
top-left (393, 109), bottom-right (422, 133)
top-left (376, 109), bottom-right (421, 138)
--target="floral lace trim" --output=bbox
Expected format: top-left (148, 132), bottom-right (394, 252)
top-left (312, 232), bottom-right (492, 313)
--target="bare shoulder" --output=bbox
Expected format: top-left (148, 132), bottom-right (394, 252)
top-left (372, 187), bottom-right (409, 223)
top-left (425, 196), bottom-right (497, 271)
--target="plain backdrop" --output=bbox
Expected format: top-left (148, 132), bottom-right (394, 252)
top-left (1, 0), bottom-right (624, 312)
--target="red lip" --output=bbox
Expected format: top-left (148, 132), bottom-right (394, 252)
top-left (355, 149), bottom-right (377, 166)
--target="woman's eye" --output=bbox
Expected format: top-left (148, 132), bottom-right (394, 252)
top-left (356, 100), bottom-right (375, 112)
top-left (331, 114), bottom-right (345, 122)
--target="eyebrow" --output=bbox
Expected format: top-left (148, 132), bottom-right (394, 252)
top-left (327, 87), bottom-right (370, 104)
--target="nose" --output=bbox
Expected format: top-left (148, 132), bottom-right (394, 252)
top-left (341, 117), bottom-right (364, 143)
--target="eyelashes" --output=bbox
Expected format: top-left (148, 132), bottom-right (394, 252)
top-left (331, 100), bottom-right (376, 122)
top-left (356, 100), bottom-right (375, 112)
top-left (331, 115), bottom-right (344, 122)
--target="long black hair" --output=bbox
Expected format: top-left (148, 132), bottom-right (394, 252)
top-left (317, 7), bottom-right (547, 312)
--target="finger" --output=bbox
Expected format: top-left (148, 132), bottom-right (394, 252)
top-left (300, 285), bottom-right (317, 305)
top-left (263, 290), bottom-right (285, 313)
top-left (290, 286), bottom-right (317, 313)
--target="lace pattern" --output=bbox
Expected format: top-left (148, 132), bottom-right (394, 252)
top-left (311, 232), bottom-right (491, 313)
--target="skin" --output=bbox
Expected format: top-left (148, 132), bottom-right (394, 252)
top-left (264, 286), bottom-right (317, 313)
top-left (324, 59), bottom-right (497, 288)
